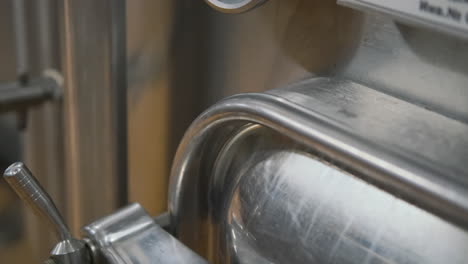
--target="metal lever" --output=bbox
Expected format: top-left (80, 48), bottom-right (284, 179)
top-left (3, 162), bottom-right (206, 264)
top-left (4, 162), bottom-right (71, 240)
top-left (3, 162), bottom-right (90, 264)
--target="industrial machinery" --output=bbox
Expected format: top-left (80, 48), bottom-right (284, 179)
top-left (1, 0), bottom-right (468, 263)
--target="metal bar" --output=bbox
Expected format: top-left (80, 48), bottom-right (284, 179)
top-left (3, 162), bottom-right (72, 241)
top-left (12, 0), bottom-right (28, 76)
top-left (12, 0), bottom-right (30, 129)
top-left (0, 76), bottom-right (59, 113)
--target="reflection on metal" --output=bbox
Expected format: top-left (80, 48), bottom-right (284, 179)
top-left (60, 0), bottom-right (128, 233)
top-left (126, 0), bottom-right (175, 217)
top-left (338, 0), bottom-right (468, 39)
top-left (83, 203), bottom-right (207, 264)
top-left (225, 151), bottom-right (468, 263)
top-left (169, 77), bottom-right (468, 262)
top-left (205, 0), bottom-right (267, 13)
top-left (126, 5), bottom-right (468, 259)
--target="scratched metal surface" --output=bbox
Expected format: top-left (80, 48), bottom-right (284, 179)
top-left (222, 150), bottom-right (468, 264)
top-left (169, 77), bottom-right (468, 263)
top-left (267, 78), bottom-right (468, 184)
top-left (130, 0), bottom-right (468, 262)
top-left (171, 119), bottom-right (468, 263)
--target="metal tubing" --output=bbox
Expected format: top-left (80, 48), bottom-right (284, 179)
top-left (0, 76), bottom-right (59, 113)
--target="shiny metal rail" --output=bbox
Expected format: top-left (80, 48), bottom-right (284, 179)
top-left (0, 75), bottom-right (61, 113)
top-left (169, 77), bottom-right (468, 241)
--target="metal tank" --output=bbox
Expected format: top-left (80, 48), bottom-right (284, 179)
top-left (1, 0), bottom-right (468, 263)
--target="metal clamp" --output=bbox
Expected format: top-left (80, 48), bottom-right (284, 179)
top-left (83, 203), bottom-right (207, 264)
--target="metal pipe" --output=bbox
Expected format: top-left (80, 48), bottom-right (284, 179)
top-left (12, 0), bottom-right (29, 76)
top-left (0, 76), bottom-right (60, 113)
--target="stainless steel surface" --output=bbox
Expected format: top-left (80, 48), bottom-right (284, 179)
top-left (83, 203), bottom-right (207, 264)
top-left (170, 0), bottom-right (468, 121)
top-left (338, 0), bottom-right (468, 39)
top-left (49, 238), bottom-right (89, 264)
top-left (205, 0), bottom-right (267, 13)
top-left (3, 162), bottom-right (89, 264)
top-left (126, 0), bottom-right (175, 216)
top-left (126, 0), bottom-right (468, 227)
top-left (169, 77), bottom-right (468, 262)
top-left (222, 149), bottom-right (468, 263)
top-left (50, 238), bottom-right (91, 264)
top-left (60, 0), bottom-right (128, 233)
top-left (338, 14), bottom-right (468, 123)
top-left (154, 212), bottom-right (171, 229)
top-left (0, 74), bottom-right (61, 113)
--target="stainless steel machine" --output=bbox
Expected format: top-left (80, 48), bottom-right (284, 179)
top-left (1, 0), bottom-right (468, 263)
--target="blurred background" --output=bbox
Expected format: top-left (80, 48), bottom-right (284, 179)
top-left (0, 1), bottom-right (325, 261)
top-left (0, 0), bottom-right (312, 261)
top-left (0, 0), bottom-right (28, 261)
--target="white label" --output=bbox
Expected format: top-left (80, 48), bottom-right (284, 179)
top-left (339, 0), bottom-right (468, 34)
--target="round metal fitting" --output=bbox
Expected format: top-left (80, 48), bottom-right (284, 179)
top-left (205, 0), bottom-right (267, 13)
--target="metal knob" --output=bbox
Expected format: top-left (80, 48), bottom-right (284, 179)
top-left (3, 162), bottom-right (90, 264)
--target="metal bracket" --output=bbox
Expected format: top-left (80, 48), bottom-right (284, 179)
top-left (83, 203), bottom-right (207, 264)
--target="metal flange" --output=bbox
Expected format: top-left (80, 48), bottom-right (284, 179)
top-left (205, 0), bottom-right (267, 13)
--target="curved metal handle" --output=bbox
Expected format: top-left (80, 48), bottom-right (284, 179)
top-left (3, 162), bottom-right (72, 241)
